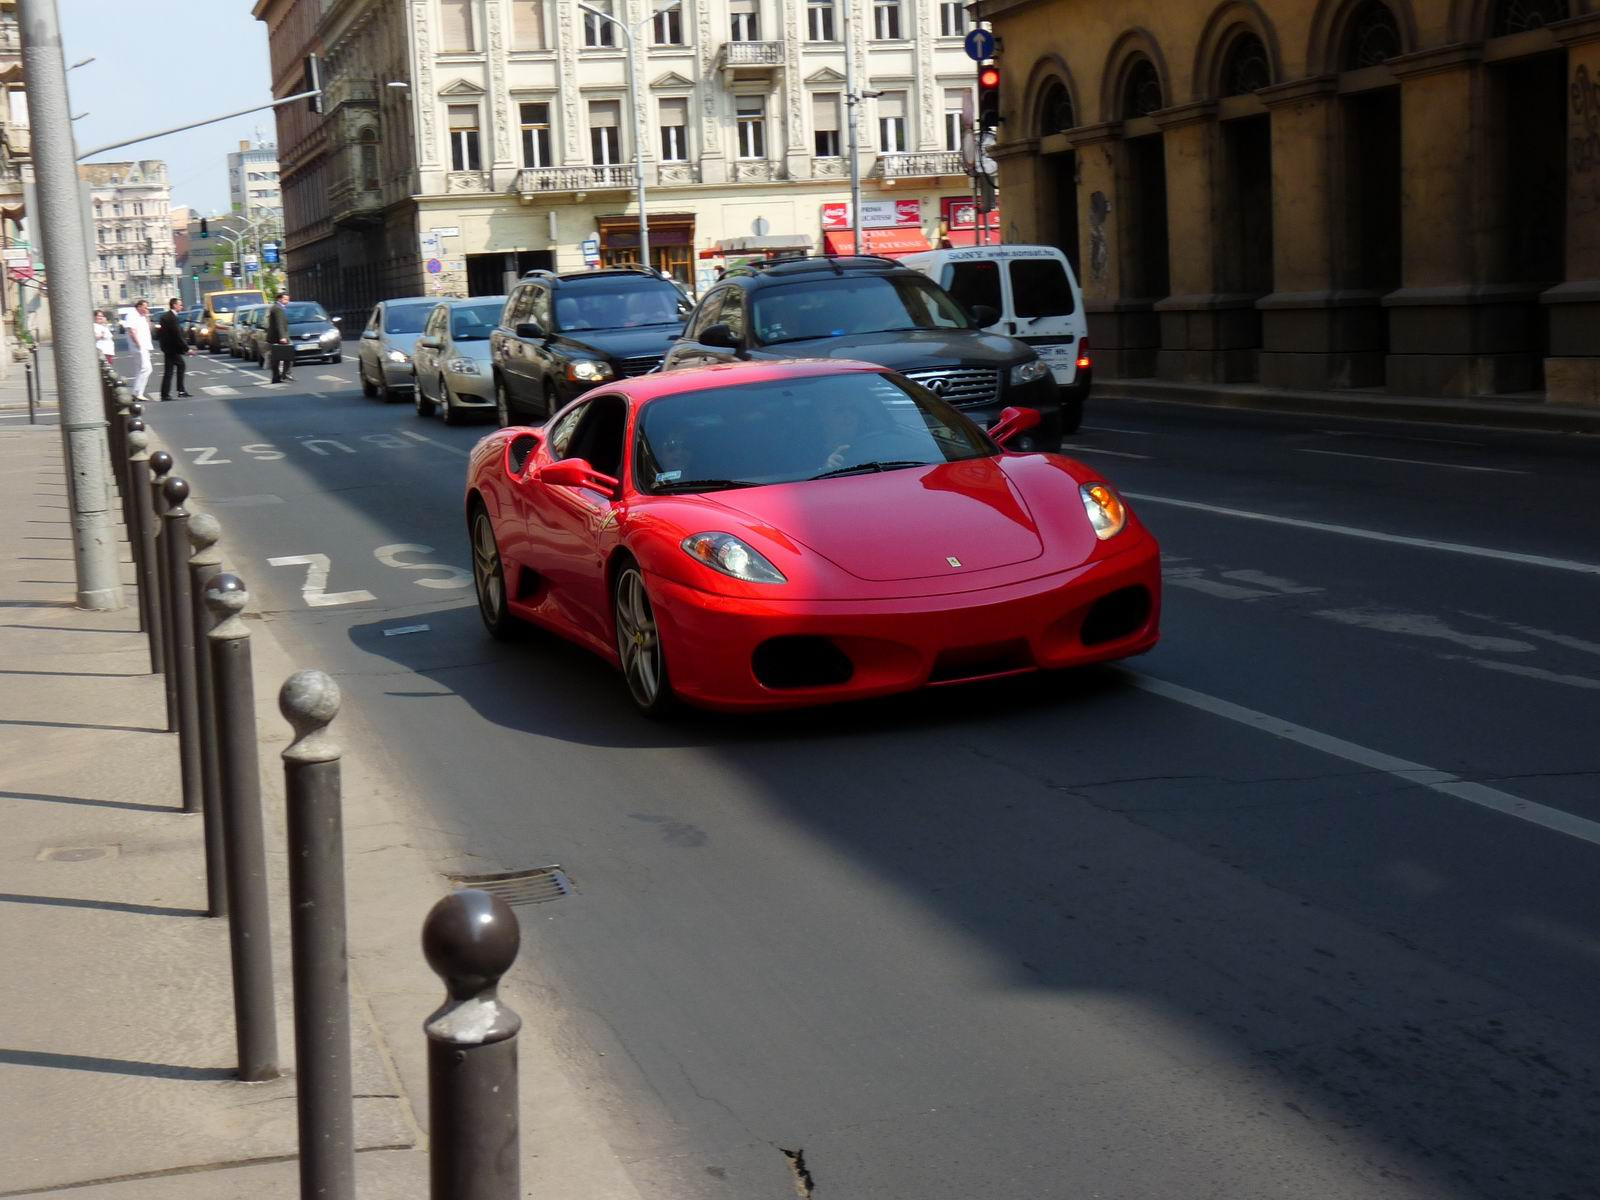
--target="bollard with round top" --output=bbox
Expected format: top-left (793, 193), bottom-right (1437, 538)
top-left (280, 670), bottom-right (356, 1200)
top-left (109, 384), bottom-right (134, 514)
top-left (148, 450), bottom-right (178, 730)
top-left (187, 513), bottom-right (227, 917)
top-left (203, 573), bottom-right (279, 1083)
top-left (126, 429), bottom-right (165, 674)
top-left (423, 888), bottom-right (523, 1200)
top-left (161, 478), bottom-right (203, 814)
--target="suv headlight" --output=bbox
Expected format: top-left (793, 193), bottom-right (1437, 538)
top-left (566, 359), bottom-right (614, 383)
top-left (681, 532), bottom-right (787, 584)
top-left (446, 357), bottom-right (481, 375)
top-left (1079, 483), bottom-right (1128, 541)
top-left (386, 349), bottom-right (410, 364)
top-left (1010, 358), bottom-right (1050, 386)
top-left (319, 329), bottom-right (340, 343)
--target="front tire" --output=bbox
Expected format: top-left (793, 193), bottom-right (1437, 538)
top-left (440, 379), bottom-right (465, 426)
top-left (471, 506), bottom-right (516, 640)
top-left (360, 363), bottom-right (377, 398)
top-left (494, 377), bottom-right (511, 428)
top-left (414, 374), bottom-right (435, 418)
top-left (613, 562), bottom-right (674, 716)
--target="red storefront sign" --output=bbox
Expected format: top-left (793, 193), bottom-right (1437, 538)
top-left (820, 199), bottom-right (924, 230)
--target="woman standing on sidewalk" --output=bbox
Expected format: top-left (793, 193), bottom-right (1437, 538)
top-left (93, 311), bottom-right (115, 365)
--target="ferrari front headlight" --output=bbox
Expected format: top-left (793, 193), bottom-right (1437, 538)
top-left (681, 532), bottom-right (787, 585)
top-left (1079, 482), bottom-right (1127, 540)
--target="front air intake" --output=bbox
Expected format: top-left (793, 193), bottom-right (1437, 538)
top-left (752, 636), bottom-right (854, 689)
top-left (1081, 586), bottom-right (1152, 647)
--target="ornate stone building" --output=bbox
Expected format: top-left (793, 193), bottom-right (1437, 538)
top-left (255, 0), bottom-right (993, 321)
top-left (986, 0), bottom-right (1600, 407)
top-left (78, 161), bottom-right (180, 311)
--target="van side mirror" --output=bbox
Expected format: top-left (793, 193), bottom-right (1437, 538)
top-left (969, 304), bottom-right (1000, 328)
top-left (700, 323), bottom-right (739, 350)
top-left (988, 406), bottom-right (1042, 447)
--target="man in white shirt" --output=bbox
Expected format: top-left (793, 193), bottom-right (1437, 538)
top-left (125, 298), bottom-right (155, 400)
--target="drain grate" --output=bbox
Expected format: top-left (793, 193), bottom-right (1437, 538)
top-left (449, 865), bottom-right (572, 906)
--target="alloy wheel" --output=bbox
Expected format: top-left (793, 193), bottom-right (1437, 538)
top-left (614, 566), bottom-right (665, 710)
top-left (471, 509), bottom-right (509, 637)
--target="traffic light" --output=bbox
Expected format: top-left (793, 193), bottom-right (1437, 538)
top-left (199, 217), bottom-right (209, 239)
top-left (305, 54), bottom-right (324, 115)
top-left (977, 63), bottom-right (1001, 132)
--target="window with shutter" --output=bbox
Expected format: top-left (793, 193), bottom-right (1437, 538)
top-left (440, 0), bottom-right (475, 52)
top-left (659, 98), bottom-right (689, 161)
top-left (589, 100), bottom-right (622, 164)
top-left (813, 93), bottom-right (841, 157)
top-left (511, 1), bottom-right (546, 49)
top-left (878, 91), bottom-right (907, 153)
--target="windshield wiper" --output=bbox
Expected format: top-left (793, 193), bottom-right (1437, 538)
top-left (809, 460), bottom-right (931, 480)
top-left (652, 478), bottom-right (763, 494)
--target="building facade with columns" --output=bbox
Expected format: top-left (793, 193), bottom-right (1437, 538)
top-left (985, 0), bottom-right (1600, 407)
top-left (255, 0), bottom-right (996, 324)
top-left (78, 161), bottom-right (180, 312)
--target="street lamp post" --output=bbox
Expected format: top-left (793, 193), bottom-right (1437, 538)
top-left (576, 0), bottom-right (682, 274)
top-left (841, 0), bottom-right (864, 254)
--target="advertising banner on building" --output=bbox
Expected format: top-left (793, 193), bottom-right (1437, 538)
top-left (820, 199), bottom-right (923, 230)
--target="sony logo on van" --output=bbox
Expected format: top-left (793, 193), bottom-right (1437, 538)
top-left (942, 248), bottom-right (1055, 260)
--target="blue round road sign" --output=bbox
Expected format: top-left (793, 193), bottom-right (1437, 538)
top-left (964, 28), bottom-right (995, 61)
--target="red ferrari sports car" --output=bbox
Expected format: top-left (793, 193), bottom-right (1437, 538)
top-left (464, 358), bottom-right (1160, 713)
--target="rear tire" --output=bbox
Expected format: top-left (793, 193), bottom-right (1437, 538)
top-left (440, 379), bottom-right (464, 426)
top-left (360, 364), bottom-right (377, 398)
top-left (471, 505), bottom-right (517, 640)
top-left (414, 377), bottom-right (435, 418)
top-left (330, 353), bottom-right (342, 364)
top-left (494, 377), bottom-right (511, 427)
top-left (1059, 394), bottom-right (1085, 437)
top-left (613, 562), bottom-right (675, 717)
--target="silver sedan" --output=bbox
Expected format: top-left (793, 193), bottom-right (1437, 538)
top-left (411, 296), bottom-right (507, 425)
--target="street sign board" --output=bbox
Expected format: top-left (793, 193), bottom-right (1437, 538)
top-left (244, 255), bottom-right (259, 267)
top-left (262, 242), bottom-right (280, 264)
top-left (224, 260), bottom-right (237, 278)
top-left (426, 258), bottom-right (443, 274)
top-left (8, 264), bottom-right (35, 281)
top-left (964, 28), bottom-right (995, 61)
top-left (3, 247), bottom-right (30, 263)
top-left (430, 226), bottom-right (460, 238)
top-left (581, 237), bottom-right (600, 265)
top-left (820, 199), bottom-right (922, 230)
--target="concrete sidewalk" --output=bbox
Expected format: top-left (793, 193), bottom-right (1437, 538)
top-left (0, 431), bottom-right (643, 1191)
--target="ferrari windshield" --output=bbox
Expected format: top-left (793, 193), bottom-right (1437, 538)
top-left (751, 276), bottom-right (972, 346)
top-left (635, 371), bottom-right (994, 494)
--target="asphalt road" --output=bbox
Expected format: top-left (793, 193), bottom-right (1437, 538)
top-left (126, 345), bottom-right (1600, 1199)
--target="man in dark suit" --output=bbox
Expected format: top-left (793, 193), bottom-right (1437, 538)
top-left (158, 298), bottom-right (193, 400)
top-left (266, 291), bottom-right (295, 383)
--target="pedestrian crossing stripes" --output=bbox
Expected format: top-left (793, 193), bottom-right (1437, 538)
top-left (202, 385), bottom-right (240, 397)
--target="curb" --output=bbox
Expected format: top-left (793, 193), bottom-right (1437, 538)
top-left (1092, 379), bottom-right (1600, 436)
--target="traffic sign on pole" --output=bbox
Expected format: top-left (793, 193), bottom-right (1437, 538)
top-left (964, 28), bottom-right (995, 61)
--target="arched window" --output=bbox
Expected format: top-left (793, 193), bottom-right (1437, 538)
top-left (1343, 1), bottom-right (1402, 69)
top-left (1037, 81), bottom-right (1075, 137)
top-left (1124, 58), bottom-right (1163, 119)
top-left (1493, 0), bottom-right (1569, 34)
top-left (1221, 33), bottom-right (1272, 96)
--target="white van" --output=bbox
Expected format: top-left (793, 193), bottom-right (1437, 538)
top-left (901, 244), bottom-right (1091, 430)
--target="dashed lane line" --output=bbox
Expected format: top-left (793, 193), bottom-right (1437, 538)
top-left (1295, 447), bottom-right (1527, 475)
top-left (317, 374), bottom-right (344, 383)
top-left (201, 386), bottom-right (240, 397)
top-left (1068, 446), bottom-right (1152, 461)
top-left (399, 429), bottom-right (470, 457)
top-left (1123, 492), bottom-right (1600, 577)
top-left (1122, 669), bottom-right (1600, 849)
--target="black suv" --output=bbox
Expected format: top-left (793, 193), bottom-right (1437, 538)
top-left (489, 267), bottom-right (692, 425)
top-left (663, 256), bottom-right (1065, 446)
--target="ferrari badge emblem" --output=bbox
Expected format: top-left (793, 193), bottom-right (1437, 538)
top-left (946, 556), bottom-right (962, 568)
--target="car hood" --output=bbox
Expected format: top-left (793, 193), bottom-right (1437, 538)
top-left (559, 325), bottom-right (682, 361)
top-left (289, 320), bottom-right (335, 334)
top-left (756, 328), bottom-right (1030, 371)
top-left (446, 338), bottom-right (495, 361)
top-left (707, 457), bottom-right (1044, 582)
top-left (384, 332), bottom-right (423, 354)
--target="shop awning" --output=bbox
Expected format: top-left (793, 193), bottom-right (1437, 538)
top-left (699, 234), bottom-right (814, 259)
top-left (823, 228), bottom-right (933, 257)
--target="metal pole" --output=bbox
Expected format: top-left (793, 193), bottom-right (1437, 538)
top-left (149, 450), bottom-right (178, 731)
top-left (25, 360), bottom-right (35, 424)
top-left (126, 428), bottom-right (163, 674)
top-left (160, 477), bottom-right (202, 815)
top-left (842, 0), bottom-right (864, 254)
top-left (188, 513), bottom-right (226, 918)
top-left (203, 573), bottom-right (279, 1082)
top-left (18, 0), bottom-right (124, 610)
top-left (423, 889), bottom-right (523, 1200)
top-left (625, 24), bottom-right (649, 271)
top-left (280, 669), bottom-right (356, 1200)
top-left (74, 88), bottom-right (323, 161)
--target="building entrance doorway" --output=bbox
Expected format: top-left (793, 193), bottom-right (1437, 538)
top-left (467, 251), bottom-right (553, 297)
top-left (1043, 152), bottom-right (1081, 276)
top-left (1124, 134), bottom-right (1169, 302)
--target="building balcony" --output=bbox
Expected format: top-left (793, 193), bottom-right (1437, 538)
top-left (656, 162), bottom-right (702, 186)
top-left (0, 21), bottom-right (20, 55)
top-left (731, 159), bottom-right (784, 183)
top-left (717, 40), bottom-right (783, 84)
top-left (876, 150), bottom-right (965, 180)
top-left (514, 164), bottom-right (635, 199)
top-left (328, 178), bottom-right (385, 228)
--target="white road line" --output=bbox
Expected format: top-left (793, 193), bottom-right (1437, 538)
top-left (1080, 425), bottom-right (1153, 436)
top-left (317, 374), bottom-right (344, 383)
top-left (1295, 447), bottom-right (1525, 475)
top-left (1317, 429), bottom-right (1485, 448)
top-left (1067, 446), bottom-right (1152, 461)
top-left (1122, 492), bottom-right (1600, 577)
top-left (399, 429), bottom-right (470, 457)
top-left (1122, 669), bottom-right (1600, 848)
top-left (1454, 658), bottom-right (1600, 691)
top-left (201, 385), bottom-right (240, 397)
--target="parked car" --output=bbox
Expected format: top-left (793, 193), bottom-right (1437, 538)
top-left (231, 305), bottom-right (265, 360)
top-left (182, 308), bottom-right (203, 345)
top-left (412, 296), bottom-right (506, 424)
top-left (463, 358), bottom-right (1159, 714)
top-left (489, 267), bottom-right (691, 426)
top-left (357, 297), bottom-right (435, 401)
top-left (662, 256), bottom-right (1065, 448)
top-left (252, 300), bottom-right (342, 368)
top-left (197, 289), bottom-right (267, 353)
top-left (900, 244), bottom-right (1091, 432)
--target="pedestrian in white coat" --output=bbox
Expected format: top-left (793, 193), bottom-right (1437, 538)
top-left (125, 299), bottom-right (154, 400)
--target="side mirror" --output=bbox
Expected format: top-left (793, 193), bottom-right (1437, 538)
top-left (515, 321), bottom-right (547, 341)
top-left (699, 323), bottom-right (739, 350)
top-left (969, 304), bottom-right (1000, 328)
top-left (419, 335), bottom-right (441, 349)
top-left (538, 457), bottom-right (620, 497)
top-left (988, 405), bottom-right (1043, 448)
top-left (360, 329), bottom-right (378, 340)
top-left (331, 315), bottom-right (342, 324)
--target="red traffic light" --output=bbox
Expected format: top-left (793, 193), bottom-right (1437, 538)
top-left (978, 66), bottom-right (1000, 90)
